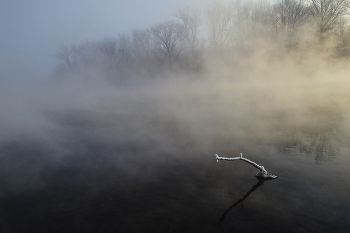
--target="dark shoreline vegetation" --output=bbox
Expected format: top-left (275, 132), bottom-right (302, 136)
top-left (1, 0), bottom-right (350, 232)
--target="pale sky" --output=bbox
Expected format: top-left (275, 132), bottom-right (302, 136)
top-left (0, 0), bottom-right (214, 82)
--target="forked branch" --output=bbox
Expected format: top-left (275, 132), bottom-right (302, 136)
top-left (215, 153), bottom-right (278, 179)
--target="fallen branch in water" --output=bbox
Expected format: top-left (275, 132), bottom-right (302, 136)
top-left (215, 153), bottom-right (278, 179)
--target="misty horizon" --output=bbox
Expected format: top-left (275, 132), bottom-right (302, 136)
top-left (3, 0), bottom-right (350, 148)
top-left (1, 1), bottom-right (350, 232)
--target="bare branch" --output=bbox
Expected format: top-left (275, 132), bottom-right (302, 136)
top-left (215, 153), bottom-right (278, 179)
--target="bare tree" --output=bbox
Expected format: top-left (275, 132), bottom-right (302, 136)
top-left (249, 0), bottom-right (273, 25)
top-left (71, 43), bottom-right (86, 62)
top-left (132, 29), bottom-right (155, 60)
top-left (226, 0), bottom-right (274, 49)
top-left (131, 29), bottom-right (159, 74)
top-left (116, 34), bottom-right (132, 65)
top-left (54, 44), bottom-right (73, 68)
top-left (173, 6), bottom-right (202, 58)
top-left (206, 0), bottom-right (235, 50)
top-left (149, 20), bottom-right (185, 63)
top-left (227, 0), bottom-right (262, 48)
top-left (272, 0), bottom-right (310, 31)
top-left (70, 42), bottom-right (98, 67)
top-left (99, 37), bottom-right (117, 63)
top-left (309, 0), bottom-right (350, 38)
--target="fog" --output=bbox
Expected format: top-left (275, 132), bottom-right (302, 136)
top-left (1, 0), bottom-right (350, 196)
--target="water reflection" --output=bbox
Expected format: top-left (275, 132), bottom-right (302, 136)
top-left (219, 180), bottom-right (267, 224)
top-left (277, 129), bottom-right (342, 163)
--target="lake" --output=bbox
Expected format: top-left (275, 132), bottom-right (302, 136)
top-left (1, 132), bottom-right (349, 233)
top-left (1, 78), bottom-right (350, 232)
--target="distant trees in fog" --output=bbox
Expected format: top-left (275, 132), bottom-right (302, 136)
top-left (149, 21), bottom-right (185, 64)
top-left (271, 0), bottom-right (310, 32)
top-left (54, 0), bottom-right (350, 78)
top-left (309, 0), bottom-right (350, 37)
top-left (54, 45), bottom-right (74, 68)
top-left (173, 7), bottom-right (202, 60)
top-left (206, 1), bottom-right (235, 50)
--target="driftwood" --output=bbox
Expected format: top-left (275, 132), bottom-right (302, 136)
top-left (215, 153), bottom-right (278, 179)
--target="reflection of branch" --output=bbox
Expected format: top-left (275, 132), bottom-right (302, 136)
top-left (219, 180), bottom-right (265, 224)
top-left (215, 153), bottom-right (278, 179)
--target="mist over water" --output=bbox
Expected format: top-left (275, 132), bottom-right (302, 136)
top-left (3, 48), bottom-right (349, 159)
top-left (1, 0), bottom-right (350, 232)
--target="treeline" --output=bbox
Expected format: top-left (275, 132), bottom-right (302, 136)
top-left (54, 0), bottom-right (350, 80)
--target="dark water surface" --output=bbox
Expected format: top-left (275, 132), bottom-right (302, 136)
top-left (1, 138), bottom-right (350, 233)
